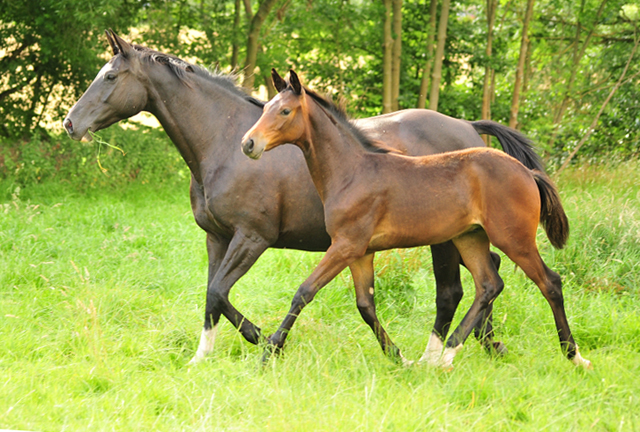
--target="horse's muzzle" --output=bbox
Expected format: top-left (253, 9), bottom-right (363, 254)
top-left (63, 118), bottom-right (74, 135)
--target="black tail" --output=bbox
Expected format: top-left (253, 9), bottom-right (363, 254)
top-left (532, 170), bottom-right (569, 249)
top-left (471, 120), bottom-right (545, 172)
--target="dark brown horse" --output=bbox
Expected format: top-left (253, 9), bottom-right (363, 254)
top-left (64, 31), bottom-right (544, 364)
top-left (241, 70), bottom-right (592, 368)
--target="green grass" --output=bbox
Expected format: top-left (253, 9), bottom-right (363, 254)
top-left (1, 162), bottom-right (639, 431)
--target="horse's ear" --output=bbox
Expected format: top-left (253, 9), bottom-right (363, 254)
top-left (289, 70), bottom-right (303, 96)
top-left (105, 29), bottom-right (119, 56)
top-left (271, 69), bottom-right (287, 93)
top-left (110, 30), bottom-right (134, 58)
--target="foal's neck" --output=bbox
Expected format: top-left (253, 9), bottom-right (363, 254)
top-left (298, 97), bottom-right (368, 203)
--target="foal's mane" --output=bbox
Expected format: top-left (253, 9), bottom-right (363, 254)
top-left (303, 87), bottom-right (396, 155)
top-left (130, 45), bottom-right (265, 108)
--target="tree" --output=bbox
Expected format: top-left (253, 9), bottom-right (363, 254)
top-left (417, 0), bottom-right (438, 108)
top-left (429, 0), bottom-right (450, 111)
top-left (482, 0), bottom-right (498, 125)
top-left (0, 0), bottom-right (141, 137)
top-left (508, 0), bottom-right (535, 128)
top-left (242, 0), bottom-right (280, 90)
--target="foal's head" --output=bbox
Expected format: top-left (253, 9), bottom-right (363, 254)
top-left (241, 69), bottom-right (308, 159)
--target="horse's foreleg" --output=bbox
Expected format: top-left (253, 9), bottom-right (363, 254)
top-left (432, 232), bottom-right (504, 368)
top-left (190, 230), bottom-right (270, 364)
top-left (263, 241), bottom-right (361, 362)
top-left (190, 233), bottom-right (229, 364)
top-left (349, 253), bottom-right (408, 365)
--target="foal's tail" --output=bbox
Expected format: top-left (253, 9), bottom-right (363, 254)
top-left (532, 171), bottom-right (569, 249)
top-left (471, 120), bottom-right (545, 172)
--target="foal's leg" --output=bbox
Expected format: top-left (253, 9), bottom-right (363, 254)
top-left (503, 248), bottom-right (592, 368)
top-left (263, 241), bottom-right (362, 362)
top-left (349, 253), bottom-right (407, 364)
top-left (430, 231), bottom-right (504, 368)
top-left (190, 230), bottom-right (270, 364)
top-left (471, 251), bottom-right (508, 355)
top-left (421, 242), bottom-right (505, 364)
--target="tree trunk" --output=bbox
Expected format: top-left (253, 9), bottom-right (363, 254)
top-left (482, 0), bottom-right (498, 123)
top-left (391, 0), bottom-right (403, 111)
top-left (231, 0), bottom-right (241, 69)
top-left (428, 0), bottom-right (450, 111)
top-left (547, 0), bottom-right (607, 149)
top-left (382, 0), bottom-right (393, 113)
top-left (417, 0), bottom-right (438, 108)
top-left (242, 0), bottom-right (279, 91)
top-left (509, 0), bottom-right (536, 129)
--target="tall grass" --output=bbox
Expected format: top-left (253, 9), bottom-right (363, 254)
top-left (0, 162), bottom-right (639, 431)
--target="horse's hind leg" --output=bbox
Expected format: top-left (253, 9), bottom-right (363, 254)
top-left (430, 230), bottom-right (504, 368)
top-left (349, 253), bottom-right (408, 365)
top-left (504, 248), bottom-right (591, 368)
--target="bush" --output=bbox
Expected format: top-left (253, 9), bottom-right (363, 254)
top-left (0, 124), bottom-right (187, 191)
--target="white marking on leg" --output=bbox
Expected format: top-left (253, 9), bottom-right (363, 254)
top-left (188, 326), bottom-right (218, 365)
top-left (419, 332), bottom-right (444, 365)
top-left (439, 344), bottom-right (463, 369)
top-left (400, 353), bottom-right (414, 367)
top-left (571, 348), bottom-right (593, 369)
top-left (369, 287), bottom-right (374, 295)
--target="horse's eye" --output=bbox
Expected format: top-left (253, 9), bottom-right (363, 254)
top-left (106, 73), bottom-right (117, 81)
top-left (281, 108), bottom-right (291, 116)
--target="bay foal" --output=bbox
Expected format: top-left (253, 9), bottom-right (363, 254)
top-left (241, 70), bottom-right (591, 368)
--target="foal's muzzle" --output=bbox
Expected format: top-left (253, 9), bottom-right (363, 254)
top-left (241, 138), bottom-right (263, 160)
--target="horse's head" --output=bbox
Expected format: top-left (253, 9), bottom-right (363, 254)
top-left (63, 30), bottom-right (149, 141)
top-left (241, 69), bottom-right (307, 159)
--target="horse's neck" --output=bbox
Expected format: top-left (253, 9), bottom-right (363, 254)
top-left (301, 100), bottom-right (366, 202)
top-left (145, 68), bottom-right (260, 184)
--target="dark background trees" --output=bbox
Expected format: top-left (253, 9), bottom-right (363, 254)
top-left (1, 0), bottom-right (638, 164)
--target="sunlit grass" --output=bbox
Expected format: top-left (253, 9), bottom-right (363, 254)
top-left (1, 162), bottom-right (639, 431)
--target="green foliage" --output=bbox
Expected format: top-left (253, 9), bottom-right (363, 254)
top-left (0, 125), bottom-right (186, 192)
top-left (0, 0), bottom-right (142, 138)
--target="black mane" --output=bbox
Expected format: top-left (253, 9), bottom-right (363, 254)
top-left (131, 45), bottom-right (265, 108)
top-left (303, 88), bottom-right (393, 154)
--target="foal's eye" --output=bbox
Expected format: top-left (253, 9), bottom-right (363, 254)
top-left (281, 108), bottom-right (291, 116)
top-left (105, 73), bottom-right (117, 81)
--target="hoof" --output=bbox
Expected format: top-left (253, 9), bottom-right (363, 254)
top-left (488, 341), bottom-right (508, 356)
top-left (571, 350), bottom-right (593, 370)
top-left (261, 338), bottom-right (282, 365)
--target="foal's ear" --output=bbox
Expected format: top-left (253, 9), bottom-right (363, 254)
top-left (110, 30), bottom-right (135, 58)
top-left (271, 69), bottom-right (287, 93)
top-left (289, 70), bottom-right (303, 95)
top-left (105, 29), bottom-right (119, 56)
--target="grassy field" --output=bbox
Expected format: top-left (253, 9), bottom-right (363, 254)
top-left (1, 161), bottom-right (639, 431)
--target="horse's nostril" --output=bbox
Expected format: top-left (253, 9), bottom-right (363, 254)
top-left (244, 138), bottom-right (254, 153)
top-left (63, 118), bottom-right (74, 134)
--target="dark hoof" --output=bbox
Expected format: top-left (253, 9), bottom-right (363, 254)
top-left (260, 336), bottom-right (282, 365)
top-left (486, 341), bottom-right (508, 356)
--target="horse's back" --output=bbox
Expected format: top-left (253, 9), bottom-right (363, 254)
top-left (354, 109), bottom-right (486, 156)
